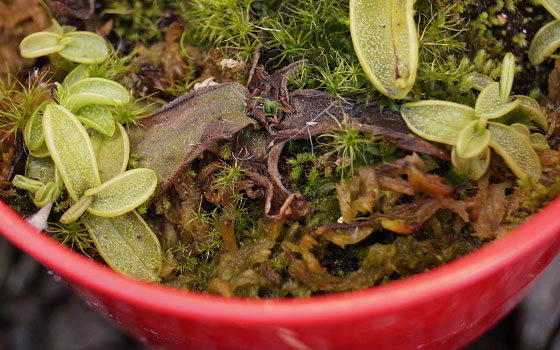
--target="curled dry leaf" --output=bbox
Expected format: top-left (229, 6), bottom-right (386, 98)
top-left (45, 0), bottom-right (95, 21)
top-left (276, 89), bottom-right (449, 160)
top-left (128, 83), bottom-right (254, 200)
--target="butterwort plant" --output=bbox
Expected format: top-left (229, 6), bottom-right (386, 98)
top-left (349, 1), bottom-right (547, 181)
top-left (400, 53), bottom-right (548, 182)
top-left (13, 21), bottom-right (163, 281)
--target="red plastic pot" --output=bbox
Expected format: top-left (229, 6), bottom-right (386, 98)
top-left (1, 197), bottom-right (559, 350)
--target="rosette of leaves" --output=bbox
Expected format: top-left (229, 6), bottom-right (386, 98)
top-left (16, 101), bottom-right (162, 281)
top-left (529, 0), bottom-right (560, 64)
top-left (13, 26), bottom-right (162, 281)
top-left (56, 68), bottom-right (131, 137)
top-left (19, 20), bottom-right (109, 64)
top-left (44, 103), bottom-right (162, 281)
top-left (401, 53), bottom-right (548, 182)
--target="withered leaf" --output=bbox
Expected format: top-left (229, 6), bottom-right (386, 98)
top-left (273, 90), bottom-right (449, 160)
top-left (45, 0), bottom-right (94, 21)
top-left (128, 83), bottom-right (254, 197)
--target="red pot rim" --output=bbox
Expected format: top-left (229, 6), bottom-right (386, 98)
top-left (1, 196), bottom-right (559, 326)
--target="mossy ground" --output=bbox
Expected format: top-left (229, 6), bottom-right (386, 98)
top-left (2, 0), bottom-right (560, 296)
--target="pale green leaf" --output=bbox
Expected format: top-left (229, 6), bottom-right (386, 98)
top-left (61, 25), bottom-right (76, 34)
top-left (400, 100), bottom-right (476, 145)
top-left (63, 64), bottom-right (90, 87)
top-left (529, 20), bottom-right (560, 65)
top-left (25, 156), bottom-right (63, 205)
top-left (509, 123), bottom-right (531, 139)
top-left (76, 104), bottom-right (116, 137)
top-left (90, 123), bottom-right (130, 183)
top-left (33, 181), bottom-right (57, 208)
top-left (85, 168), bottom-right (157, 217)
top-left (464, 73), bottom-right (494, 91)
top-left (65, 78), bottom-right (130, 111)
top-left (488, 123), bottom-right (542, 182)
top-left (28, 142), bottom-right (51, 158)
top-left (19, 32), bottom-right (64, 58)
top-left (85, 211), bottom-right (162, 281)
top-left (530, 133), bottom-right (550, 150)
top-left (500, 53), bottom-right (515, 102)
top-left (44, 20), bottom-right (64, 35)
top-left (60, 195), bottom-right (93, 224)
top-left (24, 101), bottom-right (49, 151)
top-left (58, 31), bottom-right (109, 64)
top-left (455, 120), bottom-right (491, 158)
top-left (12, 175), bottom-right (44, 193)
top-left (451, 146), bottom-right (490, 180)
top-left (538, 0), bottom-right (560, 23)
top-left (42, 104), bottom-right (101, 200)
top-left (25, 156), bottom-right (56, 184)
top-left (12, 175), bottom-right (57, 208)
top-left (350, 0), bottom-right (418, 99)
top-left (475, 82), bottom-right (520, 119)
top-left (511, 95), bottom-right (548, 130)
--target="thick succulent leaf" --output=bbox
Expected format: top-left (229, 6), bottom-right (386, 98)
top-left (76, 104), bottom-right (116, 136)
top-left (19, 32), bottom-right (64, 58)
top-left (500, 53), bottom-right (515, 102)
top-left (62, 25), bottom-right (76, 34)
top-left (58, 31), bottom-right (109, 64)
top-left (456, 120), bottom-right (491, 158)
top-left (539, 0), bottom-right (560, 21)
top-left (128, 83), bottom-right (253, 194)
top-left (530, 133), bottom-right (550, 150)
top-left (509, 123), bottom-right (531, 139)
top-left (29, 142), bottom-right (51, 158)
top-left (24, 101), bottom-right (49, 151)
top-left (464, 73), bottom-right (494, 91)
top-left (85, 211), bottom-right (162, 282)
top-left (452, 146), bottom-right (490, 180)
top-left (90, 123), bottom-right (130, 182)
top-left (529, 20), bottom-right (560, 65)
top-left (400, 100), bottom-right (476, 145)
top-left (12, 175), bottom-right (44, 193)
top-left (475, 82), bottom-right (520, 119)
top-left (350, 0), bottom-right (418, 99)
top-left (65, 78), bottom-right (130, 111)
top-left (84, 168), bottom-right (157, 217)
top-left (488, 122), bottom-right (541, 182)
top-left (33, 182), bottom-right (57, 208)
top-left (25, 156), bottom-right (63, 204)
top-left (511, 95), bottom-right (548, 130)
top-left (12, 175), bottom-right (58, 208)
top-left (42, 104), bottom-right (101, 200)
top-left (26, 156), bottom-right (56, 183)
top-left (63, 63), bottom-right (90, 87)
top-left (60, 195), bottom-right (93, 224)
top-left (44, 20), bottom-right (64, 35)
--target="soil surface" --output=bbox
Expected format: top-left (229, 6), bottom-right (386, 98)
top-left (0, 235), bottom-right (558, 350)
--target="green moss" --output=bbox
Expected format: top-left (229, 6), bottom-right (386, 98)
top-left (0, 72), bottom-right (48, 142)
top-left (175, 0), bottom-right (261, 56)
top-left (508, 175), bottom-right (560, 223)
top-left (175, 0), bottom-right (372, 99)
top-left (48, 220), bottom-right (94, 257)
